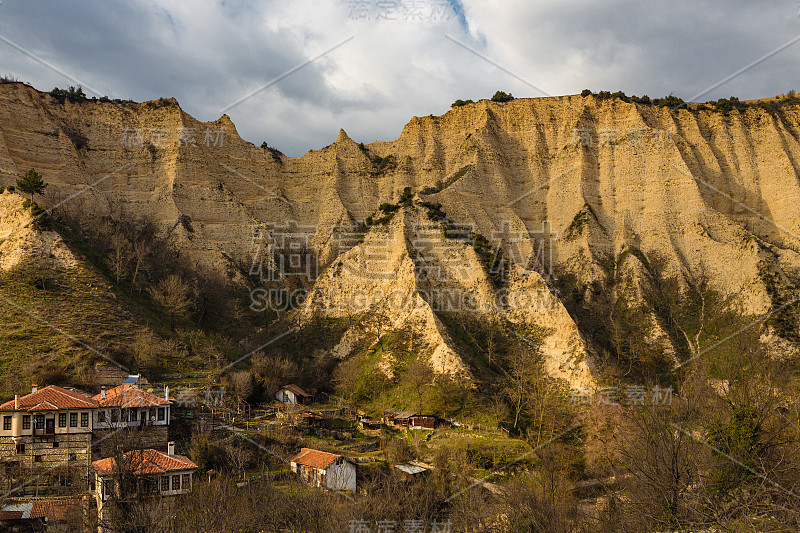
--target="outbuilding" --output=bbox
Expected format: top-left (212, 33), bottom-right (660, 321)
top-left (290, 447), bottom-right (356, 492)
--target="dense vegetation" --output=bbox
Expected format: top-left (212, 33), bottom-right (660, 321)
top-left (581, 88), bottom-right (800, 114)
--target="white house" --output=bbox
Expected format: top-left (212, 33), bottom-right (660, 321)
top-left (92, 384), bottom-right (171, 429)
top-left (290, 448), bottom-right (356, 492)
top-left (92, 442), bottom-right (197, 528)
top-left (275, 384), bottom-right (313, 405)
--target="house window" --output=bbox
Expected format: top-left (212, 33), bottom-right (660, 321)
top-left (69, 413), bottom-right (78, 427)
top-left (15, 443), bottom-right (25, 454)
top-left (172, 474), bottom-right (181, 491)
top-left (161, 476), bottom-right (169, 492)
top-left (22, 415), bottom-right (30, 430)
top-left (182, 473), bottom-right (190, 490)
top-left (34, 455), bottom-right (42, 463)
top-left (98, 410), bottom-right (106, 423)
top-left (34, 415), bottom-right (44, 430)
top-left (81, 413), bottom-right (89, 427)
top-left (69, 453), bottom-right (77, 461)
top-left (53, 441), bottom-right (59, 448)
top-left (157, 407), bottom-right (165, 421)
top-left (58, 413), bottom-right (67, 427)
top-left (111, 409), bottom-right (118, 423)
top-left (3, 416), bottom-right (10, 431)
top-left (129, 409), bottom-right (137, 422)
top-left (102, 479), bottom-right (112, 500)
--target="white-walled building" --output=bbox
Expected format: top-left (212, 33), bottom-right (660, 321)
top-left (290, 447), bottom-right (356, 492)
top-left (275, 384), bottom-right (313, 405)
top-left (92, 384), bottom-right (171, 430)
top-left (0, 385), bottom-right (98, 492)
top-left (92, 443), bottom-right (197, 528)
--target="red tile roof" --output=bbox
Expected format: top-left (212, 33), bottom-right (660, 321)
top-left (0, 386), bottom-right (97, 411)
top-left (282, 384), bottom-right (311, 397)
top-left (93, 449), bottom-right (196, 477)
top-left (0, 498), bottom-right (82, 521)
top-left (93, 384), bottom-right (171, 408)
top-left (291, 448), bottom-right (343, 470)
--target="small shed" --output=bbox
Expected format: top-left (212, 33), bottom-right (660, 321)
top-left (384, 410), bottom-right (436, 430)
top-left (275, 384), bottom-right (313, 405)
top-left (290, 448), bottom-right (356, 492)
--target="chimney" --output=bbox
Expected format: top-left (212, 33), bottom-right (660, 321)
top-left (100, 387), bottom-right (106, 400)
top-left (14, 395), bottom-right (19, 410)
top-left (167, 441), bottom-right (175, 457)
top-left (31, 384), bottom-right (38, 394)
top-left (164, 386), bottom-right (170, 401)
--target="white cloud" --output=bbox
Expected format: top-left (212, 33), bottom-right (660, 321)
top-left (0, 0), bottom-right (798, 155)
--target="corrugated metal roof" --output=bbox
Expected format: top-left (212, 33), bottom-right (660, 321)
top-left (0, 498), bottom-right (82, 521)
top-left (395, 463), bottom-right (428, 475)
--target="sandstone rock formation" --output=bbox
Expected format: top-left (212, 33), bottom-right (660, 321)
top-left (2, 82), bottom-right (800, 387)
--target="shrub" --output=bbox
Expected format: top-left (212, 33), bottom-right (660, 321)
top-left (652, 94), bottom-right (685, 108)
top-left (399, 186), bottom-right (414, 206)
top-left (490, 91), bottom-right (514, 102)
top-left (581, 89), bottom-right (592, 97)
top-left (260, 142), bottom-right (283, 163)
top-left (451, 99), bottom-right (474, 107)
top-left (371, 154), bottom-right (397, 173)
top-left (417, 200), bottom-right (447, 222)
top-left (707, 96), bottom-right (747, 116)
top-left (49, 85), bottom-right (87, 104)
top-left (378, 203), bottom-right (400, 213)
top-left (631, 95), bottom-right (651, 104)
top-left (179, 214), bottom-right (194, 233)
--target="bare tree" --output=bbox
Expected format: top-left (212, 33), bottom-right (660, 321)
top-left (149, 274), bottom-right (194, 329)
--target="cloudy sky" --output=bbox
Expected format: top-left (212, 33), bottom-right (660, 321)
top-left (1, 0), bottom-right (799, 156)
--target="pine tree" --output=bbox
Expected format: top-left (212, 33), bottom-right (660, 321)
top-left (16, 168), bottom-right (47, 203)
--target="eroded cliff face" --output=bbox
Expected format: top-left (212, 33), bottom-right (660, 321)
top-left (2, 82), bottom-right (800, 386)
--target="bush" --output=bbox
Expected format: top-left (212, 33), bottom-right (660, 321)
top-left (490, 91), bottom-right (514, 102)
top-left (652, 94), bottom-right (685, 108)
top-left (49, 86), bottom-right (87, 104)
top-left (581, 89), bottom-right (592, 97)
top-left (371, 154), bottom-right (396, 173)
top-left (451, 99), bottom-right (474, 107)
top-left (399, 186), bottom-right (414, 206)
top-left (706, 96), bottom-right (746, 116)
top-left (378, 203), bottom-right (400, 213)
